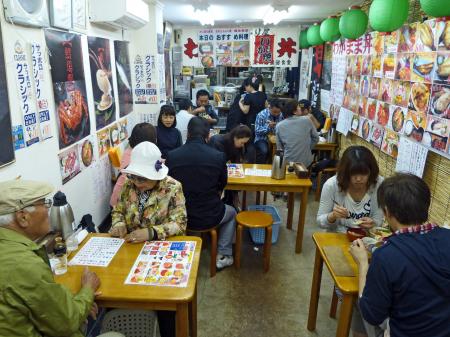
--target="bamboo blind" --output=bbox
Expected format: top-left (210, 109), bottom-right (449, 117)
top-left (338, 134), bottom-right (450, 225)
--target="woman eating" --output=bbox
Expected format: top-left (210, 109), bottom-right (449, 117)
top-left (110, 141), bottom-right (186, 242)
top-left (317, 145), bottom-right (384, 233)
top-left (156, 105), bottom-right (182, 159)
top-left (209, 124), bottom-right (253, 163)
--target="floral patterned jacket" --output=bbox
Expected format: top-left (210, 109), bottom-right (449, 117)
top-left (111, 176), bottom-right (187, 240)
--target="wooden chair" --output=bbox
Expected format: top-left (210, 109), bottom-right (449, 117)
top-left (315, 167), bottom-right (338, 201)
top-left (187, 226), bottom-right (218, 277)
top-left (235, 211), bottom-right (273, 272)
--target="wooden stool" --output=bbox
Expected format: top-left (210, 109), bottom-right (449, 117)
top-left (235, 211), bottom-right (273, 272)
top-left (187, 226), bottom-right (218, 277)
top-left (315, 167), bottom-right (337, 201)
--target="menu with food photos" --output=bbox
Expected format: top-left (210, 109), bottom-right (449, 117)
top-left (125, 241), bottom-right (196, 287)
top-left (227, 163), bottom-right (245, 178)
top-left (69, 237), bottom-right (124, 267)
top-left (331, 18), bottom-right (450, 158)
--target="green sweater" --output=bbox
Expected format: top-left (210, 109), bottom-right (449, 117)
top-left (0, 228), bottom-right (94, 337)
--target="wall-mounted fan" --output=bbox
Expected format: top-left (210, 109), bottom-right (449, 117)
top-left (3, 0), bottom-right (49, 28)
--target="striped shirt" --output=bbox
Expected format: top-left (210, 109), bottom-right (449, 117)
top-left (254, 108), bottom-right (283, 142)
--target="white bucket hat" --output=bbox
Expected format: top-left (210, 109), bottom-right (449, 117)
top-left (121, 142), bottom-right (168, 181)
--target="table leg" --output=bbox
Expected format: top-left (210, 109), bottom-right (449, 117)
top-left (256, 191), bottom-right (261, 205)
top-left (330, 286), bottom-right (338, 318)
top-left (307, 247), bottom-right (324, 331)
top-left (295, 189), bottom-right (309, 254)
top-left (176, 303), bottom-right (189, 337)
top-left (336, 294), bottom-right (354, 337)
top-left (286, 192), bottom-right (294, 230)
top-left (263, 192), bottom-right (267, 205)
top-left (242, 191), bottom-right (247, 210)
top-left (188, 284), bottom-right (197, 337)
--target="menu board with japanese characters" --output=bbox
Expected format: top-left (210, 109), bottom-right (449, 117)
top-left (331, 19), bottom-right (450, 158)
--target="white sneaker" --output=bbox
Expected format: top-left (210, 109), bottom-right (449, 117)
top-left (216, 254), bottom-right (234, 269)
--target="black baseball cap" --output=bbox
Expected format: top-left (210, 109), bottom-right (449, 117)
top-left (298, 99), bottom-right (311, 109)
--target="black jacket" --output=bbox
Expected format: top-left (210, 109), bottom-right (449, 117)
top-left (166, 138), bottom-right (227, 230)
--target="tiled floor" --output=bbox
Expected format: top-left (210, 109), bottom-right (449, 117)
top-left (195, 193), bottom-right (338, 337)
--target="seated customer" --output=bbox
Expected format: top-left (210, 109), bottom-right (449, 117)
top-left (297, 99), bottom-right (326, 131)
top-left (276, 99), bottom-right (319, 167)
top-left (156, 105), bottom-right (182, 159)
top-left (167, 117), bottom-right (236, 270)
top-left (209, 124), bottom-right (252, 163)
top-left (192, 89), bottom-right (219, 126)
top-left (176, 98), bottom-right (195, 144)
top-left (0, 179), bottom-right (106, 337)
top-left (110, 141), bottom-right (186, 242)
top-left (254, 98), bottom-right (283, 163)
top-left (317, 146), bottom-right (384, 233)
top-left (110, 122), bottom-right (157, 207)
top-left (350, 173), bottom-right (450, 337)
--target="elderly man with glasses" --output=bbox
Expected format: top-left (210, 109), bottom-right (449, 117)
top-left (0, 179), bottom-right (122, 337)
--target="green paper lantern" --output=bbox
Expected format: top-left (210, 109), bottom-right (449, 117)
top-left (307, 24), bottom-right (324, 46)
top-left (320, 17), bottom-right (341, 42)
top-left (339, 7), bottom-right (368, 40)
top-left (420, 0), bottom-right (450, 18)
top-left (369, 0), bottom-right (409, 33)
top-left (299, 30), bottom-right (310, 49)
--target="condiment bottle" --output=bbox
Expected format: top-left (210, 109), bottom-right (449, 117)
top-left (53, 237), bottom-right (68, 275)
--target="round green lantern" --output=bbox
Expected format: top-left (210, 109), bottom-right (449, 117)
top-left (339, 6), bottom-right (368, 40)
top-left (307, 23), bottom-right (324, 46)
top-left (369, 0), bottom-right (409, 32)
top-left (299, 30), bottom-right (310, 49)
top-left (320, 16), bottom-right (341, 42)
top-left (419, 0), bottom-right (450, 18)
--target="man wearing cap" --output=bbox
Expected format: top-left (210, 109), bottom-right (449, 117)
top-left (297, 99), bottom-right (326, 131)
top-left (0, 179), bottom-right (105, 337)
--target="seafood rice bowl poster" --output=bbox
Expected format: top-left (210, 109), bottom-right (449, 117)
top-left (88, 37), bottom-right (117, 130)
top-left (58, 145), bottom-right (81, 184)
top-left (45, 30), bottom-right (91, 150)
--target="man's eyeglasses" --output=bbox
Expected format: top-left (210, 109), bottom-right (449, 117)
top-left (127, 174), bottom-right (147, 183)
top-left (34, 199), bottom-right (53, 208)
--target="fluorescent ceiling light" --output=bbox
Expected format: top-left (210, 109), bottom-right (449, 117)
top-left (263, 5), bottom-right (290, 25)
top-left (193, 4), bottom-right (214, 26)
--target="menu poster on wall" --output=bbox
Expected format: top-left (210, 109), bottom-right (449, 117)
top-left (12, 125), bottom-right (25, 150)
top-left (158, 54), bottom-right (166, 103)
top-left (78, 137), bottom-right (94, 169)
top-left (396, 136), bottom-right (428, 177)
top-left (88, 37), bottom-right (117, 130)
top-left (274, 28), bottom-right (299, 67)
top-left (310, 45), bottom-right (324, 109)
top-left (58, 144), bottom-right (81, 184)
top-left (0, 26), bottom-right (14, 166)
top-left (180, 29), bottom-right (198, 67)
top-left (198, 29), bottom-right (215, 68)
top-left (253, 34), bottom-right (275, 66)
top-left (133, 54), bottom-right (158, 104)
top-left (45, 29), bottom-right (91, 150)
top-left (96, 127), bottom-right (111, 157)
top-left (31, 43), bottom-right (52, 140)
top-left (299, 48), bottom-right (312, 100)
top-left (114, 41), bottom-right (133, 117)
top-left (14, 40), bottom-right (40, 147)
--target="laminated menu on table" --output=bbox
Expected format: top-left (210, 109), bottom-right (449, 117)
top-left (69, 237), bottom-right (124, 267)
top-left (125, 241), bottom-right (196, 287)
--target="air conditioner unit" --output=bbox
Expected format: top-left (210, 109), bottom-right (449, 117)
top-left (3, 0), bottom-right (49, 28)
top-left (89, 0), bottom-right (149, 30)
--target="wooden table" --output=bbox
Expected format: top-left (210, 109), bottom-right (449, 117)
top-left (268, 135), bottom-right (338, 161)
top-left (55, 234), bottom-right (202, 337)
top-left (307, 233), bottom-right (358, 337)
top-left (226, 164), bottom-right (312, 254)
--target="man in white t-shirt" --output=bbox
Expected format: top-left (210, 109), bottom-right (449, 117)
top-left (176, 98), bottom-right (195, 143)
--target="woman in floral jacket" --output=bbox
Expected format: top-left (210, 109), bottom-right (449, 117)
top-left (110, 142), bottom-right (186, 242)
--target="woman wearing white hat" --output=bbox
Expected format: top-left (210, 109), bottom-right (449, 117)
top-left (109, 142), bottom-right (187, 243)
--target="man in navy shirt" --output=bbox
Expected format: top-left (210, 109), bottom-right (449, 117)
top-left (350, 173), bottom-right (450, 337)
top-left (192, 89), bottom-right (219, 126)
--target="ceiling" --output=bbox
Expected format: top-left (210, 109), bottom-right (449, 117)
top-left (160, 0), bottom-right (364, 28)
